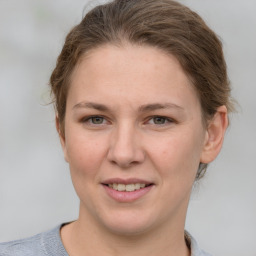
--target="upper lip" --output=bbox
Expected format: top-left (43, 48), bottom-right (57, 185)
top-left (101, 178), bottom-right (154, 185)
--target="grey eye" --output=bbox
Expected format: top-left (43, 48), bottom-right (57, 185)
top-left (153, 117), bottom-right (167, 124)
top-left (91, 117), bottom-right (104, 124)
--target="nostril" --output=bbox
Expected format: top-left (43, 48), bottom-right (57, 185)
top-left (108, 151), bottom-right (139, 168)
top-left (107, 133), bottom-right (145, 167)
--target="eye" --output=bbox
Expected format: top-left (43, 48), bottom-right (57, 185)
top-left (90, 116), bottom-right (104, 124)
top-left (147, 116), bottom-right (174, 125)
top-left (82, 116), bottom-right (107, 125)
top-left (152, 116), bottom-right (167, 124)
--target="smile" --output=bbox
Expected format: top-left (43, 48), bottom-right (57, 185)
top-left (102, 179), bottom-right (154, 202)
top-left (107, 183), bottom-right (148, 192)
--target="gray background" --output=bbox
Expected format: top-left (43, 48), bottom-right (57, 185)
top-left (0, 0), bottom-right (255, 255)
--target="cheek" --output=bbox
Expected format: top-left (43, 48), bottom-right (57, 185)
top-left (148, 131), bottom-right (204, 178)
top-left (65, 133), bottom-right (107, 202)
top-left (65, 131), bottom-right (107, 177)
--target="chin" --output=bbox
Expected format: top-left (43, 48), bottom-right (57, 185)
top-left (99, 210), bottom-right (158, 236)
top-left (104, 222), bottom-right (152, 236)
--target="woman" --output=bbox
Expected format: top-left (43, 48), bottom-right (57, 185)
top-left (0, 0), bottom-right (234, 255)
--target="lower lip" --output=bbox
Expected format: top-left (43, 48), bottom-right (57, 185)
top-left (102, 185), bottom-right (153, 203)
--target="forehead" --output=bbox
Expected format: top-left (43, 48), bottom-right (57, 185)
top-left (73, 43), bottom-right (189, 81)
top-left (68, 44), bottom-right (200, 112)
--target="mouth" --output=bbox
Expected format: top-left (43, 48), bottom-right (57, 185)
top-left (101, 179), bottom-right (154, 202)
top-left (103, 183), bottom-right (152, 192)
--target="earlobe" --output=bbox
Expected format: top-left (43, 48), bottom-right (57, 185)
top-left (200, 105), bottom-right (228, 164)
top-left (55, 115), bottom-right (69, 163)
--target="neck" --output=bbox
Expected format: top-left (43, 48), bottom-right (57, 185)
top-left (61, 212), bottom-right (190, 256)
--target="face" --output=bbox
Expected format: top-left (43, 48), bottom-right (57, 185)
top-left (60, 44), bottom-right (210, 235)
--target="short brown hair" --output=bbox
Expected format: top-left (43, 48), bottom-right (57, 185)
top-left (50, 0), bottom-right (234, 179)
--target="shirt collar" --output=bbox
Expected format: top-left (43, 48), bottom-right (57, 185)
top-left (185, 231), bottom-right (212, 256)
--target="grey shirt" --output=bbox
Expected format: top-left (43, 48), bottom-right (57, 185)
top-left (0, 224), bottom-right (212, 256)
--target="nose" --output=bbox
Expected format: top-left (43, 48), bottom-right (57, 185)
top-left (107, 123), bottom-right (145, 168)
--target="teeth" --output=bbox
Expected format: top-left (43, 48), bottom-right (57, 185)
top-left (108, 183), bottom-right (148, 192)
top-left (117, 184), bottom-right (125, 191)
top-left (135, 183), bottom-right (140, 190)
top-left (126, 184), bottom-right (135, 192)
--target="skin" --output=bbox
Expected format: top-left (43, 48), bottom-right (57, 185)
top-left (58, 44), bottom-right (228, 256)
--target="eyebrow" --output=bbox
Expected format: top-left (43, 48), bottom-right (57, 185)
top-left (72, 102), bottom-right (109, 111)
top-left (138, 103), bottom-right (184, 112)
top-left (72, 102), bottom-right (184, 112)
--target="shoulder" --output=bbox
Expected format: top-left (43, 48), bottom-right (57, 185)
top-left (0, 224), bottom-right (68, 256)
top-left (185, 231), bottom-right (212, 256)
top-left (0, 232), bottom-right (44, 256)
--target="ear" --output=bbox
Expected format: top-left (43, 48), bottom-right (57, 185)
top-left (55, 115), bottom-right (69, 162)
top-left (200, 105), bottom-right (228, 164)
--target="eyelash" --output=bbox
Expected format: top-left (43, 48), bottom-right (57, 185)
top-left (81, 116), bottom-right (108, 125)
top-left (80, 115), bottom-right (175, 127)
top-left (146, 116), bottom-right (175, 125)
